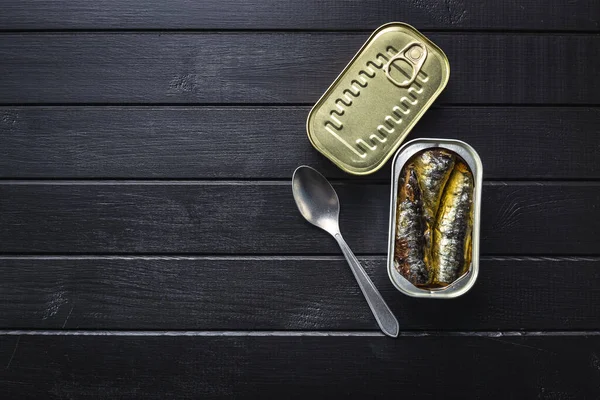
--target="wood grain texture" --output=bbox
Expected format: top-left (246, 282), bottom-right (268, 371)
top-left (1, 33), bottom-right (598, 104)
top-left (2, 334), bottom-right (600, 399)
top-left (0, 256), bottom-right (598, 331)
top-left (0, 182), bottom-right (597, 255)
top-left (1, 1), bottom-right (598, 398)
top-left (1, 106), bottom-right (598, 180)
top-left (1, 0), bottom-right (598, 31)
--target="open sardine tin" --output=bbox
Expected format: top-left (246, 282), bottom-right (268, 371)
top-left (387, 139), bottom-right (482, 298)
top-left (307, 22), bottom-right (449, 175)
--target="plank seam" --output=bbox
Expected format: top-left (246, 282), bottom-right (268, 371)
top-left (0, 330), bottom-right (599, 337)
top-left (0, 179), bottom-right (598, 185)
top-left (0, 255), bottom-right (598, 261)
top-left (0, 29), bottom-right (598, 34)
top-left (1, 104), bottom-right (599, 109)
top-left (0, 103), bottom-right (599, 108)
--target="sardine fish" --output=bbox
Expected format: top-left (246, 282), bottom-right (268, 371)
top-left (394, 149), bottom-right (474, 289)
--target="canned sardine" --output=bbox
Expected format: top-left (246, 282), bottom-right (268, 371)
top-left (307, 22), bottom-right (450, 175)
top-left (387, 139), bottom-right (482, 298)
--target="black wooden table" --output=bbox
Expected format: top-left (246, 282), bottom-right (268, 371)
top-left (1, 1), bottom-right (599, 398)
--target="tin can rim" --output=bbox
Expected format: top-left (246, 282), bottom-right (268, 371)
top-left (386, 138), bottom-right (483, 298)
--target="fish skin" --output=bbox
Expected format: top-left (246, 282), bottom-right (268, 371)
top-left (431, 161), bottom-right (474, 286)
top-left (395, 164), bottom-right (430, 286)
top-left (413, 149), bottom-right (456, 269)
top-left (413, 149), bottom-right (456, 228)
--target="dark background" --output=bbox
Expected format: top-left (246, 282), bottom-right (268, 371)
top-left (1, 1), bottom-right (599, 398)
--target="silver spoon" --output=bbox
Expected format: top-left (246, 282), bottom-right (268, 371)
top-left (292, 165), bottom-right (399, 338)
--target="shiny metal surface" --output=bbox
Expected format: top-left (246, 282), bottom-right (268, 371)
top-left (387, 139), bottom-right (483, 298)
top-left (307, 22), bottom-right (450, 175)
top-left (292, 165), bottom-right (399, 337)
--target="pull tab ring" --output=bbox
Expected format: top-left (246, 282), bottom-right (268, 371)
top-left (384, 42), bottom-right (428, 88)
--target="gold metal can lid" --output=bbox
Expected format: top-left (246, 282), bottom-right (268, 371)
top-left (307, 22), bottom-right (450, 175)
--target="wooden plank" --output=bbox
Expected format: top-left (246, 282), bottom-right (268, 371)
top-left (1, 334), bottom-right (599, 399)
top-left (1, 106), bottom-right (598, 180)
top-left (1, 0), bottom-right (598, 31)
top-left (0, 256), bottom-right (598, 331)
top-left (0, 34), bottom-right (598, 104)
top-left (0, 182), bottom-right (597, 255)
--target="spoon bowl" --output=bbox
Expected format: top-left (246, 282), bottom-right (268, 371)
top-left (292, 166), bottom-right (340, 235)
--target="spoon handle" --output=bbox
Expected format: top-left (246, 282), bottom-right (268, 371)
top-left (334, 234), bottom-right (399, 338)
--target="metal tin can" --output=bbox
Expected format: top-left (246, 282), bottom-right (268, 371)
top-left (307, 22), bottom-right (450, 175)
top-left (387, 139), bottom-right (482, 298)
